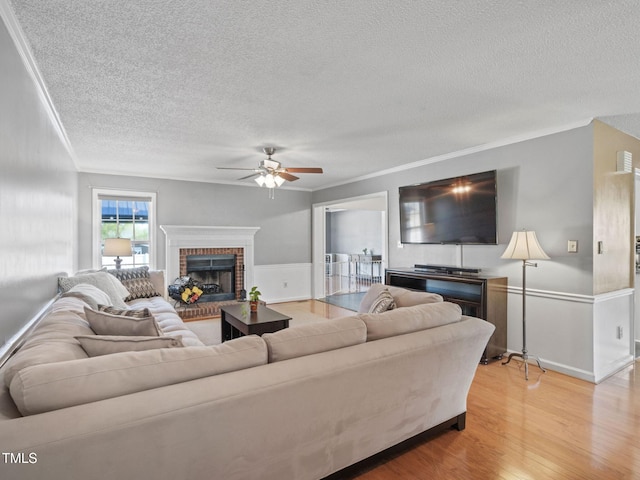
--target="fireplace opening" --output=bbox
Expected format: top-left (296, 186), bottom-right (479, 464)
top-left (185, 254), bottom-right (236, 302)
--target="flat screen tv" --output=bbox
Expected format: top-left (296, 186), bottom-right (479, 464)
top-left (399, 170), bottom-right (497, 245)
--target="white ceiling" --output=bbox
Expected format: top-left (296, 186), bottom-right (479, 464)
top-left (6, 0), bottom-right (640, 190)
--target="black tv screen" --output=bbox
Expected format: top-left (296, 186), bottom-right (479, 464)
top-left (399, 170), bottom-right (497, 245)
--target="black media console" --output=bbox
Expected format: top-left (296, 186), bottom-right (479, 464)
top-left (385, 266), bottom-right (507, 364)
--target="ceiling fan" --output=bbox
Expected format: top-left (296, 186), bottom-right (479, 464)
top-left (217, 147), bottom-right (323, 188)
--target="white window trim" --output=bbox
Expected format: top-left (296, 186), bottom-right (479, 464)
top-left (91, 188), bottom-right (158, 269)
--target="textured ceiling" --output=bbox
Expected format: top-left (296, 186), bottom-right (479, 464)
top-left (7, 0), bottom-right (640, 190)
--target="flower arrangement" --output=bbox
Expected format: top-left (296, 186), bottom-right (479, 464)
top-left (181, 285), bottom-right (203, 304)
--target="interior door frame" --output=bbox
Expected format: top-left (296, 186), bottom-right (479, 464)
top-left (311, 191), bottom-right (389, 299)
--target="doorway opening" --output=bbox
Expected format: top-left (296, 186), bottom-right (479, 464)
top-left (312, 192), bottom-right (388, 311)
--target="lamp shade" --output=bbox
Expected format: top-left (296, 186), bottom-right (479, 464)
top-left (104, 238), bottom-right (132, 257)
top-left (501, 230), bottom-right (549, 260)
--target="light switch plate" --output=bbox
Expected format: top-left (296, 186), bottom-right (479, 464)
top-left (568, 240), bottom-right (578, 253)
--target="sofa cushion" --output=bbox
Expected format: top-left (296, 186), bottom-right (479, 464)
top-left (367, 288), bottom-right (396, 313)
top-left (3, 297), bottom-right (93, 388)
top-left (61, 284), bottom-right (112, 310)
top-left (262, 316), bottom-right (366, 363)
top-left (392, 288), bottom-right (444, 309)
top-left (84, 307), bottom-right (161, 337)
top-left (58, 271), bottom-right (129, 309)
top-left (75, 335), bottom-right (184, 357)
top-left (108, 266), bottom-right (161, 301)
top-left (358, 302), bottom-right (462, 341)
top-left (357, 283), bottom-right (442, 313)
top-left (148, 269), bottom-right (166, 299)
top-left (127, 296), bottom-right (205, 347)
top-left (9, 335), bottom-right (267, 416)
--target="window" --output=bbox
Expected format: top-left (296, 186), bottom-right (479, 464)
top-left (92, 189), bottom-right (157, 269)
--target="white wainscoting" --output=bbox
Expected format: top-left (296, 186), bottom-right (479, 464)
top-left (254, 263), bottom-right (313, 304)
top-left (505, 286), bottom-right (635, 383)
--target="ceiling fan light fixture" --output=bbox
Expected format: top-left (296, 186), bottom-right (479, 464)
top-left (222, 146), bottom-right (323, 198)
top-left (264, 174), bottom-right (277, 189)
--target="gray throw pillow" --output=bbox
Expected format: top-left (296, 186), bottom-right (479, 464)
top-left (367, 289), bottom-right (396, 314)
top-left (108, 266), bottom-right (161, 301)
top-left (84, 307), bottom-right (161, 336)
top-left (75, 335), bottom-right (183, 357)
top-left (58, 271), bottom-right (129, 309)
top-left (61, 284), bottom-right (113, 310)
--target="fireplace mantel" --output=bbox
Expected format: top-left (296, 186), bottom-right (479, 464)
top-left (160, 225), bottom-right (260, 291)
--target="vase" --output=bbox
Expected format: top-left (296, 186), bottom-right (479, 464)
top-left (250, 300), bottom-right (258, 312)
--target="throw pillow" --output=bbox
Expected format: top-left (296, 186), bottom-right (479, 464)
top-left (75, 335), bottom-right (183, 357)
top-left (97, 305), bottom-right (152, 318)
top-left (84, 307), bottom-right (161, 337)
top-left (61, 284), bottom-right (113, 310)
top-left (58, 271), bottom-right (129, 309)
top-left (367, 289), bottom-right (396, 314)
top-left (108, 266), bottom-right (161, 301)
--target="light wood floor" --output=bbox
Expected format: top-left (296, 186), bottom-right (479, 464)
top-left (291, 300), bottom-right (640, 480)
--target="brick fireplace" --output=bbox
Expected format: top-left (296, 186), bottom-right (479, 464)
top-left (179, 247), bottom-right (244, 301)
top-left (160, 225), bottom-right (260, 320)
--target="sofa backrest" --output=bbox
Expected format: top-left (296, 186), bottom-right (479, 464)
top-left (9, 335), bottom-right (267, 416)
top-left (263, 316), bottom-right (366, 362)
top-left (357, 283), bottom-right (443, 313)
top-left (357, 302), bottom-right (462, 341)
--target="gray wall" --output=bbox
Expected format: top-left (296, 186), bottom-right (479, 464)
top-left (0, 18), bottom-right (77, 346)
top-left (313, 126), bottom-right (595, 295)
top-left (327, 210), bottom-right (383, 255)
top-left (77, 173), bottom-right (312, 269)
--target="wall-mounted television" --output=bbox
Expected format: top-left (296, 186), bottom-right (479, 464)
top-left (399, 170), bottom-right (497, 245)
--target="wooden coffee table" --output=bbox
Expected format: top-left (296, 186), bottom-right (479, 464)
top-left (220, 303), bottom-right (291, 342)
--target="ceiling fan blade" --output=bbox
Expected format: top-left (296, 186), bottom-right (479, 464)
top-left (238, 172), bottom-right (261, 180)
top-left (216, 167), bottom-right (259, 171)
top-left (278, 172), bottom-right (299, 182)
top-left (284, 167), bottom-right (323, 174)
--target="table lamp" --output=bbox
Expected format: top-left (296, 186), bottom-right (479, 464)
top-left (104, 238), bottom-right (132, 270)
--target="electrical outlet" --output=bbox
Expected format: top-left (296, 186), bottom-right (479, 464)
top-left (283, 282), bottom-right (288, 288)
top-left (617, 326), bottom-right (624, 339)
top-left (568, 240), bottom-right (578, 253)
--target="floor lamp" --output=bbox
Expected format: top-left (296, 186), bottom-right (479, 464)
top-left (501, 230), bottom-right (549, 380)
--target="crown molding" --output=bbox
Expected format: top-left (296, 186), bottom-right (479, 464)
top-left (0, 0), bottom-right (77, 167)
top-left (314, 118), bottom-right (594, 191)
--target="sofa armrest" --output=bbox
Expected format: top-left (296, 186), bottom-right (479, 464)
top-left (148, 270), bottom-right (167, 299)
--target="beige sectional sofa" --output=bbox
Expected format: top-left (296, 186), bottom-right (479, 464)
top-left (0, 275), bottom-right (494, 480)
